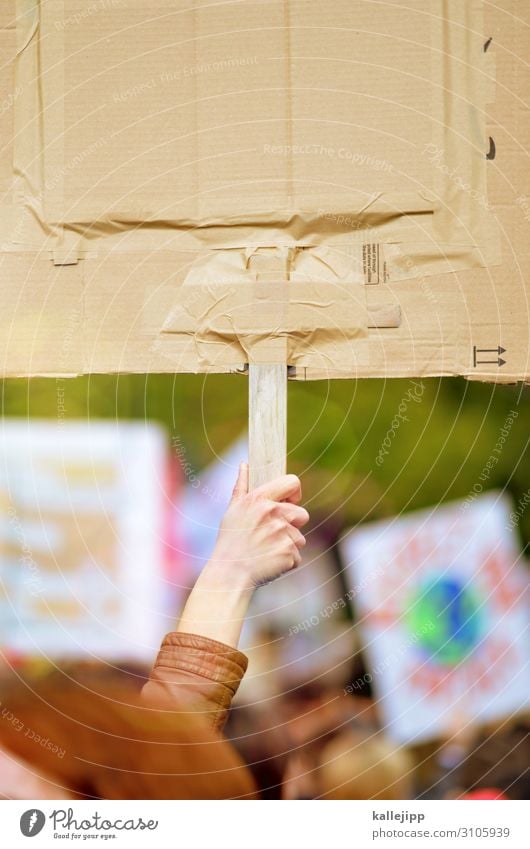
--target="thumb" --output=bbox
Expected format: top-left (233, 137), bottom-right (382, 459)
top-left (230, 462), bottom-right (249, 501)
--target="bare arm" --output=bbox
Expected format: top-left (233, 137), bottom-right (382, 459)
top-left (141, 465), bottom-right (309, 728)
top-left (177, 463), bottom-right (309, 647)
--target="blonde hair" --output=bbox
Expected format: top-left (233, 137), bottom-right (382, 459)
top-left (317, 730), bottom-right (414, 800)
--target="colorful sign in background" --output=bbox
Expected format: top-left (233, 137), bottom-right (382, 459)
top-left (341, 493), bottom-right (529, 743)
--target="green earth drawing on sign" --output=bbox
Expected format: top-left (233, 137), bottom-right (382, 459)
top-left (406, 576), bottom-right (483, 666)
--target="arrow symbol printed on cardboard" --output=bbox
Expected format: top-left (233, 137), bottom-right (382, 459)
top-left (476, 358), bottom-right (506, 366)
top-left (473, 346), bottom-right (507, 367)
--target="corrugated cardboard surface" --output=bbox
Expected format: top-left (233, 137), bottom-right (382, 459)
top-left (0, 0), bottom-right (528, 381)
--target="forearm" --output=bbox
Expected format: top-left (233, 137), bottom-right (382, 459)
top-left (176, 558), bottom-right (254, 649)
top-left (141, 561), bottom-right (252, 728)
top-left (141, 468), bottom-right (307, 730)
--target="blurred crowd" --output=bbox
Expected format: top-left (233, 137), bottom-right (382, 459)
top-left (0, 439), bottom-right (528, 801)
top-left (0, 655), bottom-right (528, 800)
top-left (226, 677), bottom-right (530, 800)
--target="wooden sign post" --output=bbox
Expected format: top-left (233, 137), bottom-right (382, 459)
top-left (247, 251), bottom-right (290, 489)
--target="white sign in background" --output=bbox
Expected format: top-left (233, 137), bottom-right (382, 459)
top-left (340, 493), bottom-right (530, 743)
top-left (0, 420), bottom-right (170, 661)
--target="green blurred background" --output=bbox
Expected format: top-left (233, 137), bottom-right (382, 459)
top-left (2, 375), bottom-right (529, 545)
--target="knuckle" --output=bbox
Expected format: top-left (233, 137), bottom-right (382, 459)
top-left (255, 498), bottom-right (272, 518)
top-left (263, 499), bottom-right (276, 516)
top-left (287, 506), bottom-right (309, 526)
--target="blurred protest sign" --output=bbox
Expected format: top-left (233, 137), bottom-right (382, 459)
top-left (177, 435), bottom-right (248, 577)
top-left (341, 493), bottom-right (529, 743)
top-left (0, 420), bottom-right (170, 662)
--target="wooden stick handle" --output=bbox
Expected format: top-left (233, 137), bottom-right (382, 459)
top-left (249, 364), bottom-right (287, 489)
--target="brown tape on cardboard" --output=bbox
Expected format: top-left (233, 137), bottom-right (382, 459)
top-left (163, 278), bottom-right (369, 367)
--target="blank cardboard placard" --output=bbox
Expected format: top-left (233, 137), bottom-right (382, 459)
top-left (340, 492), bottom-right (530, 744)
top-left (0, 0), bottom-right (528, 381)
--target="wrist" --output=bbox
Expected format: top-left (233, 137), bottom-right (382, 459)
top-left (201, 554), bottom-right (255, 599)
top-left (175, 555), bottom-right (254, 649)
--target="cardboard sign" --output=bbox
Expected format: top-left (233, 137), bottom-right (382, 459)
top-left (341, 493), bottom-right (530, 743)
top-left (0, 420), bottom-right (169, 661)
top-left (0, 1), bottom-right (528, 382)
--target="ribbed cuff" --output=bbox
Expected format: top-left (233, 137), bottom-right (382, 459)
top-left (154, 632), bottom-right (248, 694)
